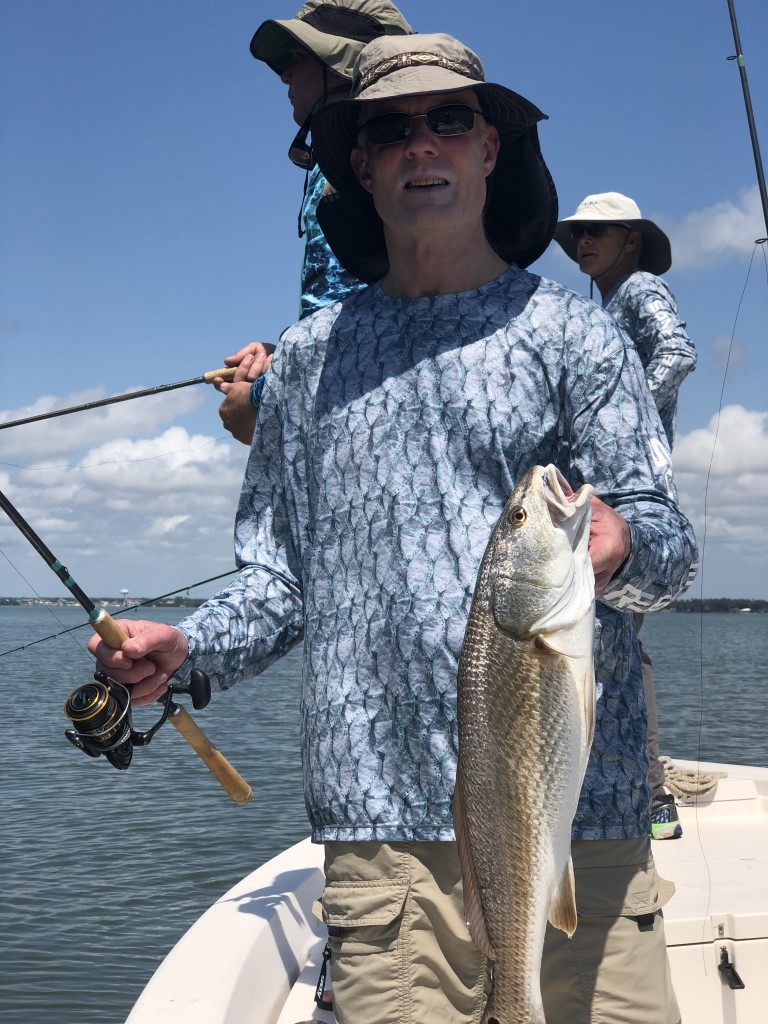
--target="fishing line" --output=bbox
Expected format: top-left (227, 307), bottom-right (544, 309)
top-left (0, 546), bottom-right (93, 661)
top-left (692, 238), bottom-right (764, 970)
top-left (0, 565), bottom-right (239, 658)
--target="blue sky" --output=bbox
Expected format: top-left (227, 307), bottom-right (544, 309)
top-left (1, 0), bottom-right (767, 601)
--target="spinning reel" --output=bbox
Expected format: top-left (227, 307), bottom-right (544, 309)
top-left (64, 669), bottom-right (211, 770)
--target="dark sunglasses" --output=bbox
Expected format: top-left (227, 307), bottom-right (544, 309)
top-left (360, 104), bottom-right (485, 146)
top-left (570, 222), bottom-right (633, 240)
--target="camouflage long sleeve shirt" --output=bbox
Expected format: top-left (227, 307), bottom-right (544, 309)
top-left (604, 270), bottom-right (696, 446)
top-left (250, 166), bottom-right (366, 409)
top-left (178, 265), bottom-right (698, 843)
top-left (298, 164), bottom-right (366, 319)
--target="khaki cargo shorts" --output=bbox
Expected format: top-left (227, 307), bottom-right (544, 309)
top-left (541, 838), bottom-right (681, 1024)
top-left (317, 837), bottom-right (679, 1024)
top-left (316, 840), bottom-right (490, 1024)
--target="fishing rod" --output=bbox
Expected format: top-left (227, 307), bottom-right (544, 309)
top-left (0, 365), bottom-right (238, 431)
top-left (0, 488), bottom-right (252, 805)
top-left (0, 569), bottom-right (239, 659)
top-left (726, 0), bottom-right (768, 237)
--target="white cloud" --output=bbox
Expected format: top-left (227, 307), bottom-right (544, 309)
top-left (0, 387), bottom-right (206, 461)
top-left (661, 186), bottom-right (763, 270)
top-left (3, 400), bottom-right (767, 600)
top-left (0, 420), bottom-right (250, 598)
top-left (710, 333), bottom-right (749, 368)
top-left (672, 406), bottom-right (768, 595)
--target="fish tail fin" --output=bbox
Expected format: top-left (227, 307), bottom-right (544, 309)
top-left (453, 778), bottom-right (496, 959)
top-left (548, 856), bottom-right (578, 936)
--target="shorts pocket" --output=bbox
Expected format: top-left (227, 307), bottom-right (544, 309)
top-left (319, 880), bottom-right (410, 956)
top-left (575, 861), bottom-right (675, 917)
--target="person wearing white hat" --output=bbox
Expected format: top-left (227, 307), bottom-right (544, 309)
top-left (215, 1), bottom-right (413, 445)
top-left (555, 193), bottom-right (697, 843)
top-left (554, 192), bottom-right (696, 448)
top-left (89, 36), bottom-right (695, 1024)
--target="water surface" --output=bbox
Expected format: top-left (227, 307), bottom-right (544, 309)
top-left (1, 606), bottom-right (765, 1022)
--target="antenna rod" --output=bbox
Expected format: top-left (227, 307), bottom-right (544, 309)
top-left (726, 0), bottom-right (768, 236)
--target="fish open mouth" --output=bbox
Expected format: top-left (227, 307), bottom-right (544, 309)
top-left (541, 466), bottom-right (592, 539)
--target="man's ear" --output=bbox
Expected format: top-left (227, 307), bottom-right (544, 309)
top-left (626, 230), bottom-right (642, 253)
top-left (483, 126), bottom-right (501, 178)
top-left (351, 145), bottom-right (374, 193)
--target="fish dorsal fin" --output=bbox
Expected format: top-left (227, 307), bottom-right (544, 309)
top-left (548, 855), bottom-right (578, 937)
top-left (452, 779), bottom-right (496, 960)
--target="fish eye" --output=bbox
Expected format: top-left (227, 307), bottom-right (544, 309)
top-left (508, 505), bottom-right (527, 527)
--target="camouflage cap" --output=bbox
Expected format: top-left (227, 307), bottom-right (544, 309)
top-left (312, 33), bottom-right (558, 280)
top-left (250, 0), bottom-right (412, 79)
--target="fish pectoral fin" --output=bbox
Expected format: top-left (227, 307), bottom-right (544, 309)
top-left (548, 856), bottom-right (578, 937)
top-left (582, 659), bottom-right (596, 748)
top-left (453, 779), bottom-right (497, 960)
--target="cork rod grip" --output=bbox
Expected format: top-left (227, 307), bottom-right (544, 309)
top-left (201, 367), bottom-right (237, 383)
top-left (91, 609), bottom-right (252, 804)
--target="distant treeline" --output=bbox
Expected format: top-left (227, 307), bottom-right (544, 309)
top-left (0, 597), bottom-right (206, 608)
top-left (2, 596), bottom-right (765, 612)
top-left (667, 598), bottom-right (767, 613)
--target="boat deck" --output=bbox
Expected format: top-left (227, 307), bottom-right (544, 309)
top-left (126, 760), bottom-right (768, 1024)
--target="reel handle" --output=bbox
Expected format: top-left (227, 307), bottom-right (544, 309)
top-left (91, 609), bottom-right (252, 804)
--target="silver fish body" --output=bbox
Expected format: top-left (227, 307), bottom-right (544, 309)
top-left (454, 465), bottom-right (596, 1024)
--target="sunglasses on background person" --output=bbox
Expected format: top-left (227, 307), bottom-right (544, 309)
top-left (360, 104), bottom-right (485, 146)
top-left (570, 222), bottom-right (634, 240)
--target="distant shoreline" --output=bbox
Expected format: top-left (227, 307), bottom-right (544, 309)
top-left (1, 597), bottom-right (766, 613)
top-left (0, 597), bottom-right (207, 608)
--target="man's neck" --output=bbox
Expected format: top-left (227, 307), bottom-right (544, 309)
top-left (381, 231), bottom-right (509, 298)
top-left (593, 256), bottom-right (639, 301)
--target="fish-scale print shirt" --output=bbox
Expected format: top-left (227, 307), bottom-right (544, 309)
top-left (604, 270), bottom-right (696, 447)
top-left (178, 265), bottom-right (698, 843)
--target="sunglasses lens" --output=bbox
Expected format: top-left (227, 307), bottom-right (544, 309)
top-left (362, 105), bottom-right (480, 145)
top-left (571, 223), bottom-right (610, 240)
top-left (363, 112), bottom-right (411, 145)
top-left (426, 104), bottom-right (476, 136)
top-left (288, 126), bottom-right (313, 169)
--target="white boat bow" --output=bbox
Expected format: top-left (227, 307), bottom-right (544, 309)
top-left (127, 759), bottom-right (768, 1024)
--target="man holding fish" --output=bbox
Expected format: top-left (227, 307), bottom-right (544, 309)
top-left (90, 32), bottom-right (697, 1024)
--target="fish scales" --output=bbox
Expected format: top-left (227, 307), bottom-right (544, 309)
top-left (454, 465), bottom-right (595, 1024)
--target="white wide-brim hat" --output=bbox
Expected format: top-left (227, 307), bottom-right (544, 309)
top-left (554, 192), bottom-right (671, 275)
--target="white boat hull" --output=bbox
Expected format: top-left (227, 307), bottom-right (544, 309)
top-left (127, 760), bottom-right (768, 1024)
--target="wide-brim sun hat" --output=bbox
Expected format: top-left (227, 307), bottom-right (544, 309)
top-left (554, 192), bottom-right (672, 275)
top-left (311, 33), bottom-right (559, 282)
top-left (250, 0), bottom-right (413, 79)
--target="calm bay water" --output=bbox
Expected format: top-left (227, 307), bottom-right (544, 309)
top-left (1, 604), bottom-right (766, 1023)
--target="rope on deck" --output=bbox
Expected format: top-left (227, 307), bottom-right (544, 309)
top-left (660, 756), bottom-right (727, 799)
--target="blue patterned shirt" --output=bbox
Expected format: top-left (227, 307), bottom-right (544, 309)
top-left (604, 271), bottom-right (696, 446)
top-left (250, 166), bottom-right (366, 409)
top-left (299, 164), bottom-right (367, 320)
top-left (179, 266), bottom-right (698, 843)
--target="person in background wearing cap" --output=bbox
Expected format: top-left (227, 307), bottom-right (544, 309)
top-left (88, 34), bottom-right (696, 1024)
top-left (554, 193), bottom-right (697, 842)
top-left (214, 1), bottom-right (412, 445)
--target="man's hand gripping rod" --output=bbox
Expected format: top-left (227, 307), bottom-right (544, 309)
top-left (91, 609), bottom-right (252, 805)
top-left (0, 487), bottom-right (251, 804)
